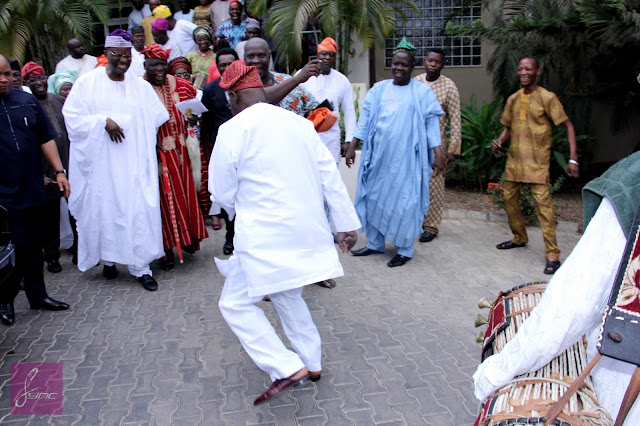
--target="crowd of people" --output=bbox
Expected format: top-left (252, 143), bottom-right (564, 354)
top-left (1, 0), bottom-right (593, 408)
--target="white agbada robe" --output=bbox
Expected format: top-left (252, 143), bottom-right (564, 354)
top-left (209, 103), bottom-right (361, 298)
top-left (129, 49), bottom-right (146, 77)
top-left (474, 198), bottom-right (639, 424)
top-left (210, 102), bottom-right (361, 381)
top-left (62, 67), bottom-right (169, 273)
top-left (55, 55), bottom-right (98, 76)
top-left (300, 69), bottom-right (357, 162)
top-left (167, 20), bottom-right (198, 57)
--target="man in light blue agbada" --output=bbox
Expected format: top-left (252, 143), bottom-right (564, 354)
top-left (344, 37), bottom-right (445, 268)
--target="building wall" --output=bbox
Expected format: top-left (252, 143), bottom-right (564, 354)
top-left (345, 36), bottom-right (370, 87)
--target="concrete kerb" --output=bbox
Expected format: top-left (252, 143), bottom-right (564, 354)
top-left (443, 209), bottom-right (582, 234)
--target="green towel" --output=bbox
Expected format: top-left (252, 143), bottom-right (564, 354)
top-left (583, 151), bottom-right (640, 238)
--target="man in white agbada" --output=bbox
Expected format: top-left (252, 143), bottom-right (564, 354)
top-left (62, 30), bottom-right (169, 292)
top-left (166, 6), bottom-right (198, 55)
top-left (473, 152), bottom-right (640, 424)
top-left (300, 37), bottom-right (356, 164)
top-left (209, 61), bottom-right (361, 405)
top-left (55, 38), bottom-right (98, 76)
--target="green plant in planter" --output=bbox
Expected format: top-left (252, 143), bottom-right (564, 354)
top-left (448, 95), bottom-right (505, 191)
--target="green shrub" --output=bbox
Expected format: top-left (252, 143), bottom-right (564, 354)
top-left (487, 176), bottom-right (565, 225)
top-left (448, 95), bottom-right (505, 191)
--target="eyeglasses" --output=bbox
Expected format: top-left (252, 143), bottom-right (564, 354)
top-left (27, 75), bottom-right (47, 84)
top-left (108, 51), bottom-right (133, 60)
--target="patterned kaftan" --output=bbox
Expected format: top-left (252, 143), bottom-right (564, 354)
top-left (152, 75), bottom-right (208, 250)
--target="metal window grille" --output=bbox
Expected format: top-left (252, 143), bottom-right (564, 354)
top-left (386, 0), bottom-right (482, 67)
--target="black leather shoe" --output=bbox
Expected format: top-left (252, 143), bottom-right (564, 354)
top-left (419, 231), bottom-right (437, 243)
top-left (137, 274), bottom-right (158, 291)
top-left (223, 241), bottom-right (234, 255)
top-left (30, 297), bottom-right (70, 311)
top-left (387, 254), bottom-right (411, 268)
top-left (0, 303), bottom-right (15, 325)
top-left (46, 260), bottom-right (62, 273)
top-left (352, 247), bottom-right (384, 257)
top-left (103, 265), bottom-right (118, 280)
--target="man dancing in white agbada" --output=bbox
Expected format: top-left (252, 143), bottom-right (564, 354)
top-left (63, 30), bottom-right (169, 291)
top-left (209, 61), bottom-right (361, 405)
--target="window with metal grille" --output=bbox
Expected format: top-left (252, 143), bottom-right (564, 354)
top-left (385, 0), bottom-right (482, 67)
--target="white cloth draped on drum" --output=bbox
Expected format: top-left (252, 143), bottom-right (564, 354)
top-left (63, 67), bottom-right (169, 272)
top-left (473, 198), bottom-right (640, 423)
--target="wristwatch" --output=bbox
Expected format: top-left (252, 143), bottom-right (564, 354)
top-left (55, 169), bottom-right (67, 176)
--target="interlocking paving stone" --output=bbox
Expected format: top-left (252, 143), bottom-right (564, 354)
top-left (0, 217), bottom-right (581, 424)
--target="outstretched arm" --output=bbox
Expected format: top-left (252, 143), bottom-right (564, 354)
top-left (264, 60), bottom-right (320, 105)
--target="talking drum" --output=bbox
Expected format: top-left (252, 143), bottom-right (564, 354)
top-left (475, 282), bottom-right (613, 426)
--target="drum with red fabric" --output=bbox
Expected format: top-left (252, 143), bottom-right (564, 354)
top-left (475, 282), bottom-right (613, 426)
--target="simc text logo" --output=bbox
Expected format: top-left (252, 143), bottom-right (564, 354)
top-left (11, 362), bottom-right (63, 415)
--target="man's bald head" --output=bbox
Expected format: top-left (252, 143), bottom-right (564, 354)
top-left (244, 38), bottom-right (271, 81)
top-left (0, 55), bottom-right (12, 96)
top-left (245, 38), bottom-right (269, 53)
top-left (67, 38), bottom-right (86, 59)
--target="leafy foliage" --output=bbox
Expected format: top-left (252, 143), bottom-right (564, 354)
top-left (0, 0), bottom-right (111, 72)
top-left (448, 95), bottom-right (505, 191)
top-left (446, 0), bottom-right (640, 136)
top-left (487, 176), bottom-right (565, 225)
top-left (249, 0), bottom-right (418, 73)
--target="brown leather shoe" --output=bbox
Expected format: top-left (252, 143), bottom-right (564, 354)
top-left (309, 370), bottom-right (321, 382)
top-left (254, 368), bottom-right (310, 405)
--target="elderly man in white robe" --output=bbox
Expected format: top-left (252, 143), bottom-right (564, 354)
top-left (63, 30), bottom-right (169, 292)
top-left (209, 61), bottom-right (361, 405)
top-left (473, 152), bottom-right (640, 424)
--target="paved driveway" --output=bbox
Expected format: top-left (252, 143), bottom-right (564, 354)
top-left (0, 217), bottom-right (581, 425)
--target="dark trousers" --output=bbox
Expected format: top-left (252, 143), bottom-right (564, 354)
top-left (220, 209), bottom-right (235, 244)
top-left (0, 205), bottom-right (48, 304)
top-left (43, 191), bottom-right (60, 263)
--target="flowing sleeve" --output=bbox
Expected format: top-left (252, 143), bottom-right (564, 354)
top-left (473, 198), bottom-right (627, 401)
top-left (421, 86), bottom-right (443, 149)
top-left (341, 77), bottom-right (357, 143)
top-left (308, 122), bottom-right (361, 232)
top-left (500, 93), bottom-right (516, 128)
top-left (299, 86), bottom-right (320, 117)
top-left (546, 92), bottom-right (569, 126)
top-left (447, 80), bottom-right (462, 155)
top-left (353, 83), bottom-right (379, 141)
top-left (62, 73), bottom-right (109, 196)
top-left (140, 80), bottom-right (170, 130)
top-left (208, 121), bottom-right (241, 220)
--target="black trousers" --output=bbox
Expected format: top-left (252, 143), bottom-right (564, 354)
top-left (0, 205), bottom-right (48, 304)
top-left (220, 209), bottom-right (235, 244)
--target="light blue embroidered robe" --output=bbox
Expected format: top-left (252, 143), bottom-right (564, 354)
top-left (354, 79), bottom-right (443, 248)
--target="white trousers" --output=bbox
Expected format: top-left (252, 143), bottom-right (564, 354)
top-left (218, 261), bottom-right (322, 382)
top-left (103, 261), bottom-right (151, 277)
